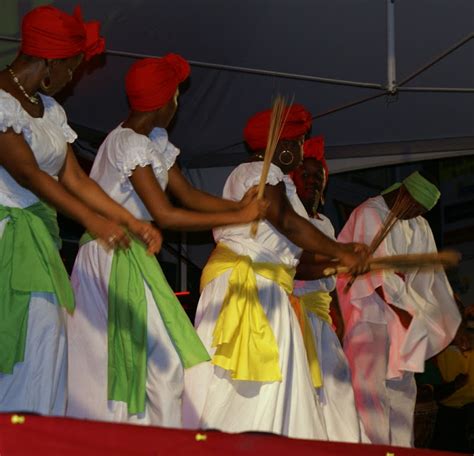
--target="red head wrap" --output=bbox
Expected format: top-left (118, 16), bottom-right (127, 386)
top-left (21, 6), bottom-right (105, 61)
top-left (125, 54), bottom-right (191, 112)
top-left (243, 104), bottom-right (312, 151)
top-left (303, 136), bottom-right (328, 179)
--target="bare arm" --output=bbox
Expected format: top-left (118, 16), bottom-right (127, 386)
top-left (59, 146), bottom-right (137, 225)
top-left (296, 260), bottom-right (336, 280)
top-left (264, 182), bottom-right (366, 270)
top-left (167, 164), bottom-right (246, 212)
top-left (129, 164), bottom-right (264, 231)
top-left (0, 129), bottom-right (131, 248)
top-left (59, 146), bottom-right (162, 253)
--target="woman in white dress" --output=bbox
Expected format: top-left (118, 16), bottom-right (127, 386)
top-left (291, 136), bottom-right (361, 442)
top-left (183, 106), bottom-right (368, 439)
top-left (0, 6), bottom-right (161, 416)
top-left (67, 55), bottom-right (265, 426)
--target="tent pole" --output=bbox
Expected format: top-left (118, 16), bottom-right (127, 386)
top-left (0, 35), bottom-right (383, 90)
top-left (398, 32), bottom-right (474, 87)
top-left (387, 0), bottom-right (397, 93)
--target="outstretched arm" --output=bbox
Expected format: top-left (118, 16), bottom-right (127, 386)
top-left (0, 130), bottom-right (132, 249)
top-left (129, 164), bottom-right (265, 231)
top-left (59, 146), bottom-right (162, 253)
top-left (296, 249), bottom-right (343, 279)
top-left (167, 164), bottom-right (246, 212)
top-left (264, 182), bottom-right (367, 272)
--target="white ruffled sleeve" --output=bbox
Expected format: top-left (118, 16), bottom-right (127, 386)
top-left (41, 95), bottom-right (77, 143)
top-left (149, 127), bottom-right (180, 170)
top-left (240, 162), bottom-right (283, 187)
top-left (222, 162), bottom-right (284, 201)
top-left (0, 90), bottom-right (33, 144)
top-left (112, 130), bottom-right (167, 191)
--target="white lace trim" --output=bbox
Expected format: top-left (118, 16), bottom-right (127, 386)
top-left (117, 146), bottom-right (162, 184)
top-left (149, 127), bottom-right (180, 170)
top-left (244, 162), bottom-right (284, 188)
top-left (0, 90), bottom-right (33, 144)
top-left (0, 90), bottom-right (77, 144)
top-left (40, 95), bottom-right (77, 144)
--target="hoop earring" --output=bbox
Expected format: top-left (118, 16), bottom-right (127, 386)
top-left (40, 75), bottom-right (51, 92)
top-left (279, 149), bottom-right (294, 166)
top-left (40, 62), bottom-right (52, 92)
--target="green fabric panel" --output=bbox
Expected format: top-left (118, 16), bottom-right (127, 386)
top-left (402, 171), bottom-right (440, 210)
top-left (81, 233), bottom-right (210, 414)
top-left (0, 202), bottom-right (74, 374)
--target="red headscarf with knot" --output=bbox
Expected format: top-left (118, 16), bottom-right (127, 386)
top-left (243, 104), bottom-right (312, 151)
top-left (303, 136), bottom-right (328, 180)
top-left (125, 54), bottom-right (190, 112)
top-left (21, 5), bottom-right (105, 61)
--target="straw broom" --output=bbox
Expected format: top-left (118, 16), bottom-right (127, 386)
top-left (250, 95), bottom-right (291, 237)
top-left (343, 186), bottom-right (428, 292)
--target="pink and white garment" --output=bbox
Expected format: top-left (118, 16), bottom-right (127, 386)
top-left (293, 214), bottom-right (361, 443)
top-left (337, 195), bottom-right (461, 447)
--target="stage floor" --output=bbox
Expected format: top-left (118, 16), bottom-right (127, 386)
top-left (0, 413), bottom-right (467, 456)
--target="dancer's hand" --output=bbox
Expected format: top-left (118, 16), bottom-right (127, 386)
top-left (127, 219), bottom-right (163, 255)
top-left (86, 215), bottom-right (130, 250)
top-left (239, 186), bottom-right (259, 208)
top-left (239, 193), bottom-right (269, 223)
top-left (337, 242), bottom-right (369, 276)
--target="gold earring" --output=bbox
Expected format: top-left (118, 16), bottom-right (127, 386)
top-left (279, 150), bottom-right (294, 166)
top-left (40, 65), bottom-right (52, 92)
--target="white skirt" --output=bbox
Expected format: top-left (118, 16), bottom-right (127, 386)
top-left (0, 292), bottom-right (67, 415)
top-left (66, 240), bottom-right (183, 426)
top-left (183, 271), bottom-right (328, 440)
top-left (0, 219), bottom-right (67, 416)
top-left (309, 314), bottom-right (361, 442)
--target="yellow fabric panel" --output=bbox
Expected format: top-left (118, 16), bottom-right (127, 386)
top-left (200, 244), bottom-right (295, 382)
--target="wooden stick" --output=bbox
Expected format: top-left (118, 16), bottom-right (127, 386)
top-left (323, 250), bottom-right (461, 277)
top-left (250, 95), bottom-right (289, 237)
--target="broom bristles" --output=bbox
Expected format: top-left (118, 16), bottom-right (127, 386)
top-left (345, 186), bottom-right (421, 291)
top-left (250, 95), bottom-right (291, 237)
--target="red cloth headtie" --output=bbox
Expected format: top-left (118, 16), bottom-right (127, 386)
top-left (125, 54), bottom-right (191, 112)
top-left (21, 5), bottom-right (105, 61)
top-left (303, 136), bottom-right (328, 179)
top-left (243, 104), bottom-right (312, 151)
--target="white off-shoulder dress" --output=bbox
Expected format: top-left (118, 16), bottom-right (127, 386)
top-left (0, 89), bottom-right (76, 415)
top-left (293, 214), bottom-right (361, 443)
top-left (66, 126), bottom-right (186, 426)
top-left (183, 163), bottom-right (328, 440)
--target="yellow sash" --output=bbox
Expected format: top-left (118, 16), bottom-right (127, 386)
top-left (300, 291), bottom-right (332, 326)
top-left (290, 290), bottom-right (333, 388)
top-left (200, 244), bottom-right (295, 382)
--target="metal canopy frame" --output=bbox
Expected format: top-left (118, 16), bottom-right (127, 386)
top-left (0, 0), bottom-right (472, 149)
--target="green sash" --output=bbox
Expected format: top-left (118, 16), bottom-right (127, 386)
top-left (80, 233), bottom-right (210, 414)
top-left (0, 201), bottom-right (74, 374)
